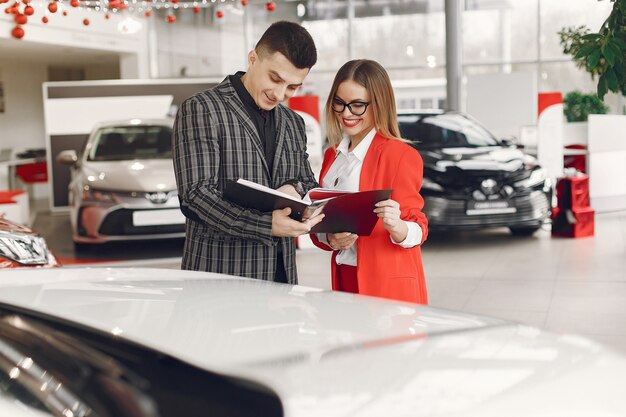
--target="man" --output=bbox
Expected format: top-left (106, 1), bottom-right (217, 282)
top-left (173, 21), bottom-right (322, 284)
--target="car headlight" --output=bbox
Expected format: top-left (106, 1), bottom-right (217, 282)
top-left (82, 187), bottom-right (116, 203)
top-left (0, 232), bottom-right (51, 266)
top-left (421, 177), bottom-right (445, 192)
top-left (514, 168), bottom-right (547, 188)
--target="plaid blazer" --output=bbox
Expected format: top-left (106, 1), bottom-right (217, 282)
top-left (173, 77), bottom-right (318, 284)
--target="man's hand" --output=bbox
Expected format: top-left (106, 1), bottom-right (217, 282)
top-left (327, 232), bottom-right (357, 250)
top-left (272, 207), bottom-right (325, 237)
top-left (276, 184), bottom-right (302, 199)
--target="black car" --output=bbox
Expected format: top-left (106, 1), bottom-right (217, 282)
top-left (398, 111), bottom-right (552, 236)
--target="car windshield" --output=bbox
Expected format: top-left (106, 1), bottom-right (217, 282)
top-left (399, 114), bottom-right (500, 149)
top-left (87, 125), bottom-right (172, 161)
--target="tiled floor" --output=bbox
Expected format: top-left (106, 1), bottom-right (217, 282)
top-left (34, 210), bottom-right (626, 353)
top-left (297, 211), bottom-right (626, 354)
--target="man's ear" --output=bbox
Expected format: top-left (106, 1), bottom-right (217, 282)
top-left (248, 50), bottom-right (257, 67)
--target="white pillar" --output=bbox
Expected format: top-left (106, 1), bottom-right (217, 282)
top-left (445, 0), bottom-right (463, 111)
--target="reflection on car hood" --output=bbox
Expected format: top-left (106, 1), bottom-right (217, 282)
top-left (0, 217), bottom-right (36, 235)
top-left (0, 268), bottom-right (625, 417)
top-left (422, 146), bottom-right (528, 173)
top-left (80, 160), bottom-right (177, 192)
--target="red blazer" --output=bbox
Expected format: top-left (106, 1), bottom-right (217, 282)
top-left (311, 133), bottom-right (429, 304)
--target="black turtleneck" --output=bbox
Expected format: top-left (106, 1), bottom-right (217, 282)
top-left (230, 71), bottom-right (277, 174)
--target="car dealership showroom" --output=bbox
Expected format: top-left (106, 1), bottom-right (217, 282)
top-left (2, 0), bottom-right (626, 415)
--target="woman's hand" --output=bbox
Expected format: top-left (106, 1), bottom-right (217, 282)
top-left (374, 199), bottom-right (408, 243)
top-left (326, 232), bottom-right (357, 250)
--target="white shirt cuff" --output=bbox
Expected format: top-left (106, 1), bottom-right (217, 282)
top-left (390, 221), bottom-right (423, 248)
top-left (316, 233), bottom-right (330, 247)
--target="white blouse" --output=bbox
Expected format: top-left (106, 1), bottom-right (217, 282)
top-left (317, 128), bottom-right (422, 266)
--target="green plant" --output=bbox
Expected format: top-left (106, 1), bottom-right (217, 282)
top-left (558, 0), bottom-right (626, 99)
top-left (563, 90), bottom-right (610, 122)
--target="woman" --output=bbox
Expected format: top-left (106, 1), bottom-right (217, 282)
top-left (311, 59), bottom-right (428, 304)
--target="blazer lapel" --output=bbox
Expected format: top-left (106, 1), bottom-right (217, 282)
top-left (271, 106), bottom-right (287, 185)
top-left (360, 133), bottom-right (385, 191)
top-left (220, 79), bottom-right (270, 177)
top-left (319, 147), bottom-right (337, 185)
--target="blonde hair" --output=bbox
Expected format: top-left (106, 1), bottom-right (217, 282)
top-left (325, 59), bottom-right (403, 147)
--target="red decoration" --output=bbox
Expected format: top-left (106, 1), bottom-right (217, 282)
top-left (240, 0), bottom-right (248, 5)
top-left (70, 0), bottom-right (78, 7)
top-left (170, 0), bottom-right (178, 3)
top-left (47, 1), bottom-right (57, 12)
top-left (104, 12), bottom-right (110, 19)
top-left (83, 18), bottom-right (89, 25)
top-left (166, 14), bottom-right (175, 23)
top-left (144, 10), bottom-right (151, 16)
top-left (216, 10), bottom-right (223, 18)
top-left (24, 5), bottom-right (34, 14)
top-left (11, 25), bottom-right (24, 39)
top-left (42, 15), bottom-right (48, 22)
top-left (265, 1), bottom-right (275, 11)
top-left (14, 13), bottom-right (27, 24)
top-left (22, 0), bottom-right (30, 3)
top-left (62, 10), bottom-right (67, 15)
top-left (192, 6), bottom-right (199, 13)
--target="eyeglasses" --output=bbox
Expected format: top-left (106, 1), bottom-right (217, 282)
top-left (331, 98), bottom-right (370, 116)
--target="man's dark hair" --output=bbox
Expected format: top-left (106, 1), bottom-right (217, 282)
top-left (255, 21), bottom-right (317, 69)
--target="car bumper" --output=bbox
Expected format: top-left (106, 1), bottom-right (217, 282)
top-left (74, 201), bottom-right (186, 244)
top-left (424, 190), bottom-right (551, 230)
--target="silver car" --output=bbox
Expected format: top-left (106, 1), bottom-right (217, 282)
top-left (1, 267), bottom-right (626, 417)
top-left (57, 119), bottom-right (185, 247)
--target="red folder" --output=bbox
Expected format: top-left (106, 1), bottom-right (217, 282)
top-left (224, 179), bottom-right (391, 236)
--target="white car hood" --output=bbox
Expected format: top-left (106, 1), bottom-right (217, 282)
top-left (0, 268), bottom-right (625, 417)
top-left (80, 160), bottom-right (177, 192)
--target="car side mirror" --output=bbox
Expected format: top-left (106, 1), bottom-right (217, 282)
top-left (56, 150), bottom-right (78, 166)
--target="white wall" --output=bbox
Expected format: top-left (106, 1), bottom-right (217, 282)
top-left (154, 13), bottom-right (245, 78)
top-left (466, 72), bottom-right (538, 139)
top-left (0, 62), bottom-right (47, 151)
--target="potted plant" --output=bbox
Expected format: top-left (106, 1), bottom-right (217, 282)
top-left (558, 0), bottom-right (626, 100)
top-left (563, 90), bottom-right (609, 122)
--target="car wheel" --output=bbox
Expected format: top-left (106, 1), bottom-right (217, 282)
top-left (509, 226), bottom-right (541, 236)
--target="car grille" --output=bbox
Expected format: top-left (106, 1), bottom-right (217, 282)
top-left (98, 209), bottom-right (185, 236)
top-left (427, 168), bottom-right (529, 197)
top-left (425, 190), bottom-right (550, 229)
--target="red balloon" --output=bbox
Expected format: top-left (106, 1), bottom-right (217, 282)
top-left (144, 10), bottom-right (151, 16)
top-left (83, 18), bottom-right (89, 25)
top-left (15, 13), bottom-right (27, 24)
top-left (24, 5), bottom-right (34, 14)
top-left (240, 0), bottom-right (248, 6)
top-left (166, 14), bottom-right (175, 23)
top-left (11, 26), bottom-right (24, 39)
top-left (22, 0), bottom-right (30, 3)
top-left (70, 0), bottom-right (78, 6)
top-left (265, 1), bottom-right (275, 11)
top-left (192, 6), bottom-right (199, 13)
top-left (216, 10), bottom-right (223, 18)
top-left (47, 2), bottom-right (57, 12)
top-left (42, 16), bottom-right (48, 23)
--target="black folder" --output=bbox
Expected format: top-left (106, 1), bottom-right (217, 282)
top-left (223, 179), bottom-right (392, 236)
